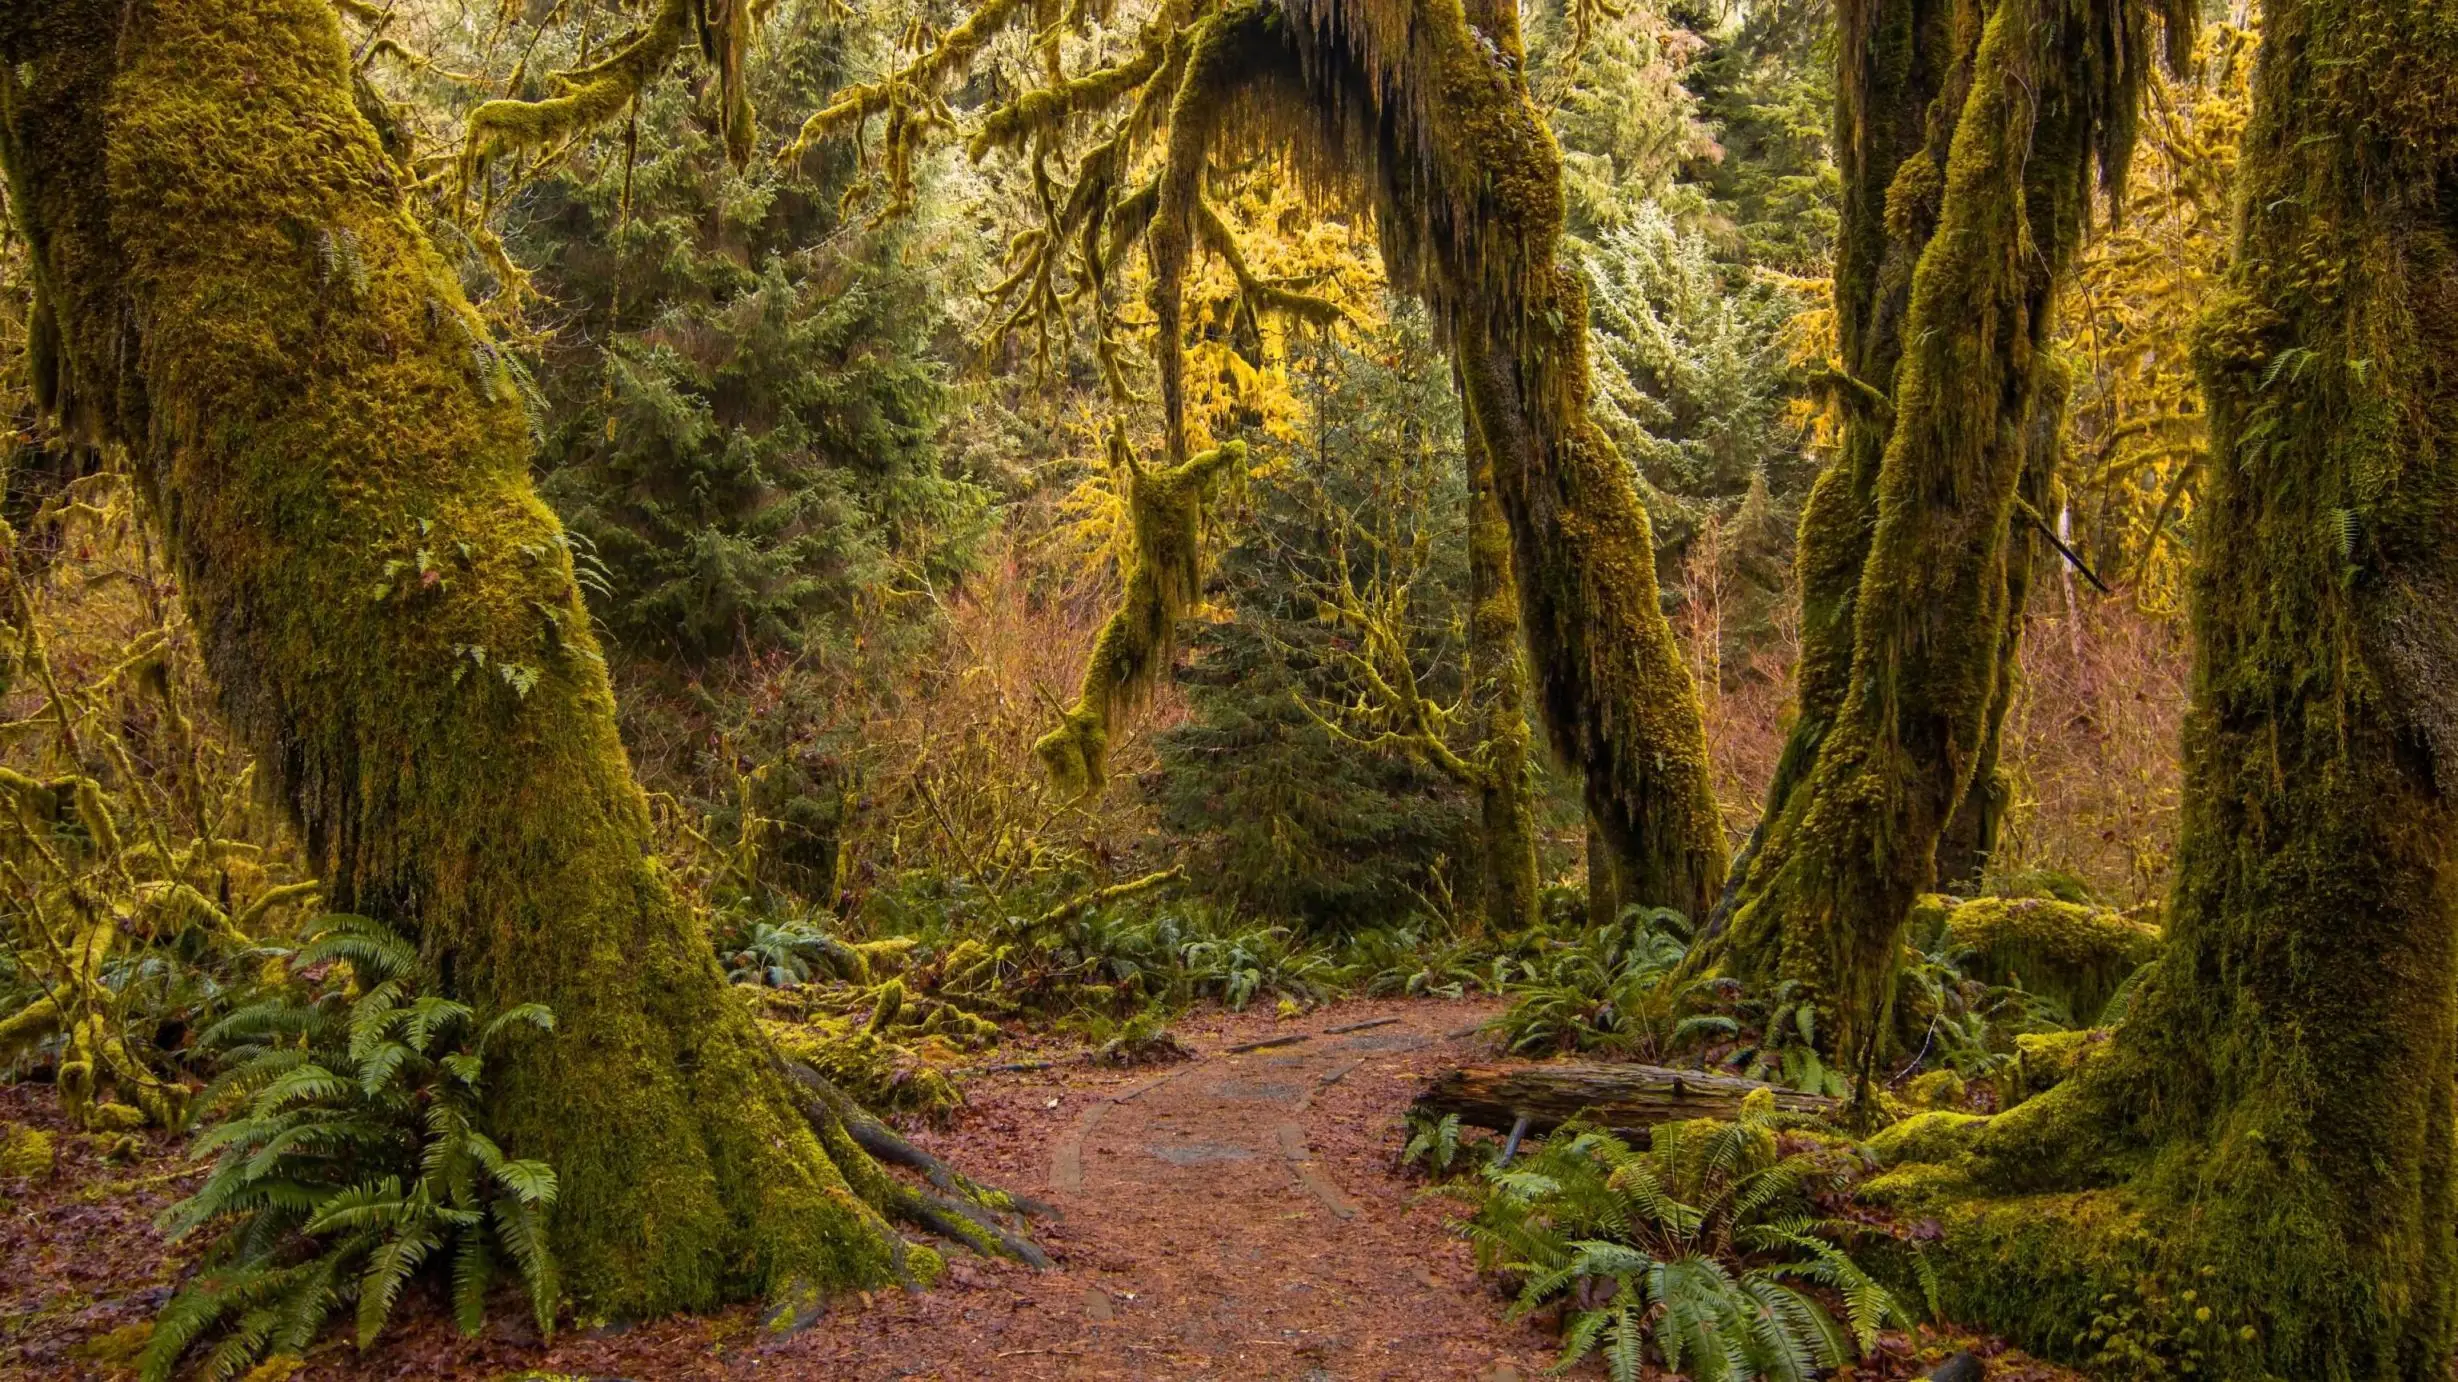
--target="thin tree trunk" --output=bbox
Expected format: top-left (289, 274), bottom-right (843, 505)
top-left (1463, 389), bottom-right (1539, 935)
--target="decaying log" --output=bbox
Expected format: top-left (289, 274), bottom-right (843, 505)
top-left (1413, 1061), bottom-right (1839, 1139)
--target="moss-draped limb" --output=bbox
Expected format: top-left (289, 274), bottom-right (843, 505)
top-left (1708, 0), bottom-right (2180, 1067)
top-left (464, 0), bottom-right (689, 161)
top-left (1034, 438), bottom-right (1243, 796)
top-left (781, 0), bottom-right (1038, 165)
top-left (1867, 0), bottom-right (2458, 1371)
top-left (0, 0), bottom-right (1031, 1320)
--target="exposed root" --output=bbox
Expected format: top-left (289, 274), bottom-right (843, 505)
top-left (782, 1060), bottom-right (1050, 1268)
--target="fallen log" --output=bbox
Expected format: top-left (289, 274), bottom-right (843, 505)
top-left (1413, 1061), bottom-right (1839, 1140)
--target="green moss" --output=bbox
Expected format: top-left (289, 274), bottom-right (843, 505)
top-left (2003, 1027), bottom-right (2110, 1107)
top-left (0, 1122), bottom-right (54, 1179)
top-left (1865, 1109), bottom-right (1985, 1166)
top-left (1905, 1068), bottom-right (1968, 1110)
top-left (1946, 896), bottom-right (2160, 1023)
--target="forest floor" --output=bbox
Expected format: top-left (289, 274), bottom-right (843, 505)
top-left (2, 996), bottom-right (2079, 1381)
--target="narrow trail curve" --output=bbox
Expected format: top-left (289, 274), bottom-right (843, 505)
top-left (986, 1001), bottom-right (1553, 1380)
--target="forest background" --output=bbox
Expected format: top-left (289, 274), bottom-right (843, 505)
top-left (0, 0), bottom-right (2231, 945)
top-left (0, 0), bottom-right (2276, 1373)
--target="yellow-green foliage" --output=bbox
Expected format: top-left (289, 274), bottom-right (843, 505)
top-left (1945, 897), bottom-right (2159, 1022)
top-left (0, 1121), bottom-right (54, 1179)
top-left (0, 0), bottom-right (935, 1318)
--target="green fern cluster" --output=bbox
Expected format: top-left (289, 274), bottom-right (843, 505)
top-left (1491, 907), bottom-right (1730, 1058)
top-left (1462, 1092), bottom-right (1912, 1382)
top-left (141, 917), bottom-right (560, 1382)
top-left (1400, 1109), bottom-right (1490, 1178)
top-left (1890, 934), bottom-right (2075, 1084)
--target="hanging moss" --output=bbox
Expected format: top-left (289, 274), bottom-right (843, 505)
top-left (0, 0), bottom-right (1023, 1321)
top-left (1708, 0), bottom-right (2182, 1074)
top-left (1035, 438), bottom-right (1243, 797)
top-left (1849, 0), bottom-right (2458, 1369)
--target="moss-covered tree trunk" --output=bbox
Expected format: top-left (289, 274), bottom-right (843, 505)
top-left (1707, 0), bottom-right (2175, 1068)
top-left (1934, 363), bottom-right (2064, 890)
top-left (1708, 0), bottom-right (1959, 924)
top-left (1463, 399), bottom-right (1540, 935)
top-left (0, 0), bottom-right (952, 1320)
top-left (1876, 0), bottom-right (2458, 1371)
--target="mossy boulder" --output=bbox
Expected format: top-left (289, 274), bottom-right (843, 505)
top-left (2003, 1027), bottom-right (2111, 1107)
top-left (1945, 896), bottom-right (2160, 1022)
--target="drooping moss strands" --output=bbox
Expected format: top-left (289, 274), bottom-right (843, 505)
top-left (1865, 0), bottom-right (2458, 1370)
top-left (1709, 0), bottom-right (2187, 1068)
top-left (1034, 436), bottom-right (1245, 796)
top-left (0, 0), bottom-right (1035, 1320)
top-left (1937, 354), bottom-right (2066, 888)
top-left (1147, 1), bottom-right (1282, 467)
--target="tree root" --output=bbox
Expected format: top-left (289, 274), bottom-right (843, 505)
top-left (782, 1060), bottom-right (1051, 1270)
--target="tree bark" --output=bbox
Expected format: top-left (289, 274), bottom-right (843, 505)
top-left (0, 0), bottom-right (964, 1320)
top-left (1876, 0), bottom-right (2458, 1370)
top-left (1415, 1060), bottom-right (1838, 1139)
top-left (1708, 0), bottom-right (2175, 1073)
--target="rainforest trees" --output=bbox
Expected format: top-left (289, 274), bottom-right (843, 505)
top-left (0, 0), bottom-right (1026, 1322)
top-left (818, 0), bottom-right (1730, 920)
top-left (1873, 0), bottom-right (2458, 1371)
top-left (1706, 0), bottom-right (2190, 1071)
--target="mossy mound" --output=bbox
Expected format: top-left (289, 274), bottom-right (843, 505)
top-left (0, 1122), bottom-right (55, 1179)
top-left (1945, 896), bottom-right (2160, 1023)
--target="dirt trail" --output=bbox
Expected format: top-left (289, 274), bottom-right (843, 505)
top-left (1011, 1004), bottom-right (1546, 1379)
top-left (768, 996), bottom-right (1559, 1381)
top-left (1, 999), bottom-right (1563, 1381)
